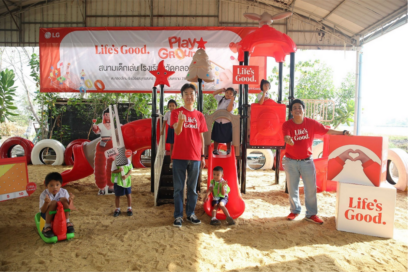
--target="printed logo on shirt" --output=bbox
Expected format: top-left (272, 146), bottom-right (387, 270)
top-left (294, 128), bottom-right (310, 141)
top-left (184, 116), bottom-right (198, 129)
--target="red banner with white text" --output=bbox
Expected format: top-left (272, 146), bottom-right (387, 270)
top-left (39, 27), bottom-right (266, 93)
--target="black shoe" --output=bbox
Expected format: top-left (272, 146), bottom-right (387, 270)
top-left (210, 219), bottom-right (221, 225)
top-left (173, 217), bottom-right (183, 228)
top-left (113, 209), bottom-right (121, 217)
top-left (67, 223), bottom-right (75, 233)
top-left (127, 209), bottom-right (133, 216)
top-left (186, 214), bottom-right (201, 225)
top-left (226, 216), bottom-right (236, 225)
top-left (42, 227), bottom-right (55, 238)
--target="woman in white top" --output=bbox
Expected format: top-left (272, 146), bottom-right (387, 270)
top-left (211, 87), bottom-right (238, 155)
top-left (257, 79), bottom-right (273, 105)
top-left (162, 99), bottom-right (178, 168)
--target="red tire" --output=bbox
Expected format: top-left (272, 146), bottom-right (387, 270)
top-left (64, 139), bottom-right (90, 165)
top-left (0, 137), bottom-right (34, 164)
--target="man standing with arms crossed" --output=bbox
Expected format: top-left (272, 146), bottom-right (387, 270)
top-left (171, 83), bottom-right (208, 227)
top-left (282, 99), bottom-right (351, 224)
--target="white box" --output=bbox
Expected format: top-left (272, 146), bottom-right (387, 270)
top-left (335, 182), bottom-right (396, 238)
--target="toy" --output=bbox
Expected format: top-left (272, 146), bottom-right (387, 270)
top-left (35, 201), bottom-right (74, 243)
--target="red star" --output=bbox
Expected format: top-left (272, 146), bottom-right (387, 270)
top-left (149, 60), bottom-right (175, 87)
top-left (196, 38), bottom-right (207, 49)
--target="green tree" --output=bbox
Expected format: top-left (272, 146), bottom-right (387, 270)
top-left (268, 60), bottom-right (355, 128)
top-left (0, 68), bottom-right (18, 123)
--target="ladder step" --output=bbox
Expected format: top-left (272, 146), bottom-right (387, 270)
top-left (158, 186), bottom-right (174, 199)
top-left (157, 199), bottom-right (174, 206)
top-left (161, 163), bottom-right (173, 175)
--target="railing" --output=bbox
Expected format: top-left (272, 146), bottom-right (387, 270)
top-left (283, 99), bottom-right (335, 122)
top-left (154, 115), bottom-right (166, 206)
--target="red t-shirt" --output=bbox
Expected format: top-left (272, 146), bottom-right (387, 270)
top-left (171, 107), bottom-right (208, 161)
top-left (282, 117), bottom-right (329, 160)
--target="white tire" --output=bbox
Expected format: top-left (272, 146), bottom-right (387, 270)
top-left (312, 142), bottom-right (324, 159)
top-left (247, 149), bottom-right (274, 170)
top-left (387, 148), bottom-right (408, 191)
top-left (31, 139), bottom-right (66, 166)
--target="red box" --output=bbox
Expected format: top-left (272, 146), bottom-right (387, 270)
top-left (328, 136), bottom-right (388, 187)
top-left (249, 99), bottom-right (286, 147)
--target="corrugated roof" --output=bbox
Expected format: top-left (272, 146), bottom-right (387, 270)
top-left (0, 0), bottom-right (406, 48)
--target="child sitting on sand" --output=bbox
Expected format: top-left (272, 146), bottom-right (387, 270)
top-left (111, 149), bottom-right (133, 217)
top-left (39, 172), bottom-right (75, 238)
top-left (204, 166), bottom-right (236, 225)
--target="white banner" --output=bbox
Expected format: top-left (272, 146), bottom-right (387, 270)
top-left (40, 27), bottom-right (265, 93)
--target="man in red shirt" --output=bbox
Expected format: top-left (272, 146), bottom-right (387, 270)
top-left (170, 83), bottom-right (208, 228)
top-left (282, 99), bottom-right (351, 224)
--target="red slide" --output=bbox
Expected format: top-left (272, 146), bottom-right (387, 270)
top-left (204, 144), bottom-right (245, 220)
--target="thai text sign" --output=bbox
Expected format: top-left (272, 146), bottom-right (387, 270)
top-left (39, 27), bottom-right (266, 93)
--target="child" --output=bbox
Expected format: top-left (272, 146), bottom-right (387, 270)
top-left (39, 172), bottom-right (74, 238)
top-left (211, 87), bottom-right (238, 155)
top-left (111, 149), bottom-right (133, 217)
top-left (204, 166), bottom-right (236, 225)
top-left (162, 99), bottom-right (178, 168)
top-left (257, 79), bottom-right (273, 105)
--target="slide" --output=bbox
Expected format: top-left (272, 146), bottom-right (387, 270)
top-left (61, 118), bottom-right (157, 186)
top-left (204, 144), bottom-right (245, 220)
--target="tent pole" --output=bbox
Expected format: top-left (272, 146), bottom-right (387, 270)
top-left (354, 46), bottom-right (363, 135)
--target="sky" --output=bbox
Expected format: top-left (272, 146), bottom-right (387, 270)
top-left (266, 23), bottom-right (408, 132)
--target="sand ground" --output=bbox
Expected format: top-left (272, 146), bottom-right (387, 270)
top-left (0, 165), bottom-right (407, 272)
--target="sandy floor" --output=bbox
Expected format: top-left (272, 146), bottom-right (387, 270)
top-left (0, 165), bottom-right (407, 271)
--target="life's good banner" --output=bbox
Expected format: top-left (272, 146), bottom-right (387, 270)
top-left (39, 27), bottom-right (266, 93)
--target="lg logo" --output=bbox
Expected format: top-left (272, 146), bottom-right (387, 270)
top-left (44, 32), bottom-right (60, 39)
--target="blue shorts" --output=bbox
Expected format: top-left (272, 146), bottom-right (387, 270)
top-left (211, 196), bottom-right (229, 207)
top-left (114, 183), bottom-right (131, 196)
top-left (41, 212), bottom-right (46, 220)
top-left (211, 122), bottom-right (232, 143)
top-left (166, 127), bottom-right (175, 144)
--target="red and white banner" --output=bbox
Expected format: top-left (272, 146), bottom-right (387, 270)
top-left (39, 27), bottom-right (266, 93)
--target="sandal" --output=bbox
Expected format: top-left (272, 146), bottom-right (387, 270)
top-left (113, 209), bottom-right (121, 217)
top-left (210, 219), bottom-right (221, 225)
top-left (67, 222), bottom-right (75, 233)
top-left (226, 149), bottom-right (231, 155)
top-left (42, 226), bottom-right (55, 238)
top-left (213, 150), bottom-right (219, 155)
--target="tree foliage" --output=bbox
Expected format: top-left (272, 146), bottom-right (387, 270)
top-left (0, 68), bottom-right (18, 123)
top-left (268, 60), bottom-right (355, 128)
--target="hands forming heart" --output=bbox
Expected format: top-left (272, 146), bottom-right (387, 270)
top-left (338, 149), bottom-right (370, 164)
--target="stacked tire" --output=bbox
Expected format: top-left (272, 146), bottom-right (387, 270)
top-left (0, 137), bottom-right (34, 164)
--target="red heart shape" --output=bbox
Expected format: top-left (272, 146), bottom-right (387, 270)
top-left (229, 42), bottom-right (238, 53)
top-left (194, 62), bottom-right (196, 64)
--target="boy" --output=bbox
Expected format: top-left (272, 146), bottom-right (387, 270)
top-left (204, 166), bottom-right (235, 225)
top-left (39, 172), bottom-right (74, 238)
top-left (111, 149), bottom-right (133, 217)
